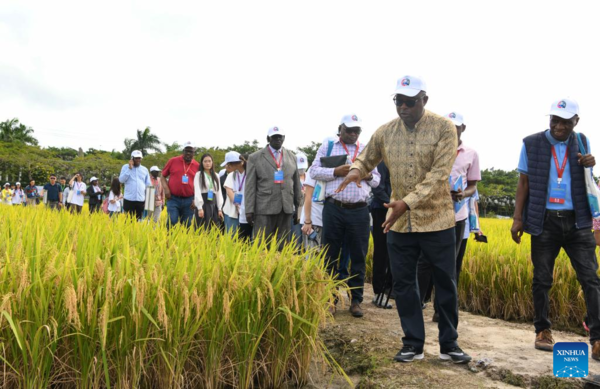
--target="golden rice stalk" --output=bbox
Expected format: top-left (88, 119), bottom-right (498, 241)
top-left (64, 285), bottom-right (82, 330)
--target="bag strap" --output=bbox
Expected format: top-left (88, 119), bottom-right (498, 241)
top-left (326, 140), bottom-right (334, 157)
top-left (576, 132), bottom-right (588, 154)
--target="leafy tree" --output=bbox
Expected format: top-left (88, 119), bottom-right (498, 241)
top-left (164, 142), bottom-right (182, 153)
top-left (46, 147), bottom-right (78, 161)
top-left (229, 140), bottom-right (261, 155)
top-left (123, 127), bottom-right (162, 156)
top-left (0, 118), bottom-right (39, 145)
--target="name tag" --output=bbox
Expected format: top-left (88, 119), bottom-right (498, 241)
top-left (234, 193), bottom-right (243, 205)
top-left (549, 184), bottom-right (567, 204)
top-left (97, 195), bottom-right (101, 200)
top-left (274, 170), bottom-right (284, 184)
top-left (182, 174), bottom-right (189, 184)
top-left (207, 190), bottom-right (214, 201)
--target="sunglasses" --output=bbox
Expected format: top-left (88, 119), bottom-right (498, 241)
top-left (393, 95), bottom-right (424, 108)
top-left (344, 127), bottom-right (362, 135)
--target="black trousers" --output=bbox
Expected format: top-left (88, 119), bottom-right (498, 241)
top-left (123, 199), bottom-right (145, 221)
top-left (388, 228), bottom-right (459, 350)
top-left (532, 211), bottom-right (600, 342)
top-left (322, 201), bottom-right (370, 304)
top-left (370, 207), bottom-right (393, 295)
top-left (89, 202), bottom-right (102, 214)
top-left (417, 219), bottom-right (466, 305)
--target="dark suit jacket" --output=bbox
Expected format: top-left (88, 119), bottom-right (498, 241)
top-left (87, 185), bottom-right (104, 205)
top-left (245, 146), bottom-right (302, 215)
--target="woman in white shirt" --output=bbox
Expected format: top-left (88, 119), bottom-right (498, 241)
top-left (107, 178), bottom-right (123, 216)
top-left (12, 182), bottom-right (24, 205)
top-left (68, 173), bottom-right (87, 214)
top-left (222, 151), bottom-right (247, 236)
top-left (193, 153), bottom-right (223, 230)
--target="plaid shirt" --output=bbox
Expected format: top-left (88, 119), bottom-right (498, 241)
top-left (311, 138), bottom-right (380, 203)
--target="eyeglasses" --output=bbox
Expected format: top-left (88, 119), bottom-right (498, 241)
top-left (344, 127), bottom-right (362, 135)
top-left (50, 177), bottom-right (56, 180)
top-left (393, 95), bottom-right (424, 108)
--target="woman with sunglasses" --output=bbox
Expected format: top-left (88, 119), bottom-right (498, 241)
top-left (193, 153), bottom-right (223, 230)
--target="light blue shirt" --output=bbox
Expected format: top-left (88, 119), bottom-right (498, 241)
top-left (119, 164), bottom-right (151, 202)
top-left (517, 130), bottom-right (591, 211)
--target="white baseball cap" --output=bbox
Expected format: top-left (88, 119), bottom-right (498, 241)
top-left (89, 177), bottom-right (98, 183)
top-left (340, 114), bottom-right (362, 128)
top-left (131, 150), bottom-right (143, 159)
top-left (4, 183), bottom-right (9, 187)
top-left (549, 98), bottom-right (579, 119)
top-left (393, 75), bottom-right (427, 97)
top-left (296, 152), bottom-right (308, 170)
top-left (221, 151), bottom-right (242, 167)
top-left (267, 126), bottom-right (285, 137)
top-left (150, 166), bottom-right (161, 172)
top-left (182, 141), bottom-right (195, 150)
top-left (446, 112), bottom-right (465, 126)
top-left (15, 182), bottom-right (20, 186)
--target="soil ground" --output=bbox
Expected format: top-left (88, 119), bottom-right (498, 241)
top-left (302, 284), bottom-right (598, 389)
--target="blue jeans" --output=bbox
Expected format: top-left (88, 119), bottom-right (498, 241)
top-left (224, 214), bottom-right (239, 235)
top-left (322, 201), bottom-right (370, 304)
top-left (166, 196), bottom-right (195, 228)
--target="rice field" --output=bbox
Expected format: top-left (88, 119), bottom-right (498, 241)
top-left (0, 206), bottom-right (344, 388)
top-left (460, 218), bottom-right (600, 332)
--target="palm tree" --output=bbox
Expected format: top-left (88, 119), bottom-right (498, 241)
top-left (123, 127), bottom-right (162, 156)
top-left (0, 118), bottom-right (38, 145)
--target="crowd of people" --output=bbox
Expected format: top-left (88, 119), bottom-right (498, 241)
top-left (1, 74), bottom-right (600, 366)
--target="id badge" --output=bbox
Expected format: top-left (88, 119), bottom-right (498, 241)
top-left (234, 192), bottom-right (243, 205)
top-left (207, 190), bottom-right (214, 201)
top-left (97, 194), bottom-right (101, 200)
top-left (274, 170), bottom-right (284, 184)
top-left (182, 174), bottom-right (189, 184)
top-left (549, 183), bottom-right (566, 204)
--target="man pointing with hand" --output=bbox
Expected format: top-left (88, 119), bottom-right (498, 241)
top-left (337, 76), bottom-right (472, 364)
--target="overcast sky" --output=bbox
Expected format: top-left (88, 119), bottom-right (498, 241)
top-left (1, 1), bottom-right (598, 170)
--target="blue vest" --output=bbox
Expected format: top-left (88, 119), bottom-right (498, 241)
top-left (522, 131), bottom-right (591, 236)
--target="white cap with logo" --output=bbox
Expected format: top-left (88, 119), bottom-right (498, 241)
top-left (446, 112), bottom-right (465, 126)
top-left (89, 177), bottom-right (98, 183)
top-left (296, 152), bottom-right (308, 170)
top-left (393, 75), bottom-right (427, 97)
top-left (267, 126), bottom-right (285, 137)
top-left (549, 98), bottom-right (579, 119)
top-left (150, 166), bottom-right (161, 172)
top-left (182, 141), bottom-right (195, 150)
top-left (221, 151), bottom-right (242, 167)
top-left (340, 114), bottom-right (362, 128)
top-left (131, 150), bottom-right (143, 159)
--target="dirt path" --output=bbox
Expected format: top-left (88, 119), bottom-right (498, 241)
top-left (304, 284), bottom-right (597, 388)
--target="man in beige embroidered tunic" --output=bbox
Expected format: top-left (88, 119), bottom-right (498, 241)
top-left (337, 75), bottom-right (472, 364)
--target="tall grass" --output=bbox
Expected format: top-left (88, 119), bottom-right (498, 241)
top-left (459, 218), bottom-right (599, 331)
top-left (0, 206), bottom-right (343, 388)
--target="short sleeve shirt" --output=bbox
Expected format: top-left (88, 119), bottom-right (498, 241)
top-left (43, 183), bottom-right (63, 201)
top-left (162, 156), bottom-right (200, 197)
top-left (450, 144), bottom-right (481, 222)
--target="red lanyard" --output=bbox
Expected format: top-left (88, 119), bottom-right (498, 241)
top-left (551, 145), bottom-right (569, 184)
top-left (340, 141), bottom-right (360, 162)
top-left (268, 148), bottom-right (283, 169)
top-left (237, 172), bottom-right (246, 191)
top-left (182, 158), bottom-right (193, 176)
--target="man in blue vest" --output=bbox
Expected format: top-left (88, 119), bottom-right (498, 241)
top-left (511, 98), bottom-right (598, 358)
